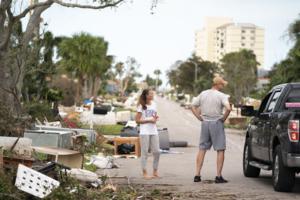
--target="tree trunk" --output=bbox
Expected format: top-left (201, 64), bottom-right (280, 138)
top-left (121, 77), bottom-right (130, 96)
top-left (0, 3), bottom-right (51, 116)
top-left (0, 51), bottom-right (22, 115)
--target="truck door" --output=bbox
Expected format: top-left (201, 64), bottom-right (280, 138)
top-left (251, 92), bottom-right (272, 160)
top-left (260, 90), bottom-right (282, 161)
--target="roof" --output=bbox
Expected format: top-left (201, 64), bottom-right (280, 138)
top-left (216, 23), bottom-right (262, 29)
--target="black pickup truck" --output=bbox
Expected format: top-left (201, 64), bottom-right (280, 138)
top-left (242, 83), bottom-right (300, 192)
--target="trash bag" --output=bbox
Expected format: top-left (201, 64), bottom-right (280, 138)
top-left (88, 155), bottom-right (115, 169)
top-left (68, 168), bottom-right (98, 183)
top-left (117, 143), bottom-right (135, 154)
top-left (120, 126), bottom-right (139, 137)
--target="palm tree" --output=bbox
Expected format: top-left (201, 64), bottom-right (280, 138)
top-left (154, 69), bottom-right (162, 91)
top-left (58, 32), bottom-right (112, 103)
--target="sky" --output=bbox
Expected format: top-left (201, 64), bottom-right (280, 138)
top-left (42, 0), bottom-right (300, 86)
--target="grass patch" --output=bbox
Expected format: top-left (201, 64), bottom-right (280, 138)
top-left (85, 142), bottom-right (115, 156)
top-left (114, 107), bottom-right (132, 112)
top-left (83, 163), bottom-right (97, 172)
top-left (94, 124), bottom-right (124, 135)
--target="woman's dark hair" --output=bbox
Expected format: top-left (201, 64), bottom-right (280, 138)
top-left (138, 89), bottom-right (150, 110)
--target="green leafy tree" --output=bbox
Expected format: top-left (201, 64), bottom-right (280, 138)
top-left (0, 0), bottom-right (129, 116)
top-left (113, 57), bottom-right (141, 96)
top-left (145, 74), bottom-right (162, 89)
top-left (269, 16), bottom-right (300, 87)
top-left (167, 55), bottom-right (218, 95)
top-left (58, 33), bottom-right (112, 102)
top-left (221, 49), bottom-right (258, 105)
top-left (22, 31), bottom-right (62, 102)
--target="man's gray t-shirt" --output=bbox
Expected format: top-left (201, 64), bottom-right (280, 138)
top-left (192, 89), bottom-right (229, 121)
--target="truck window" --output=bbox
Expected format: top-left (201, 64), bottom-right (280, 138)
top-left (286, 88), bottom-right (300, 103)
top-left (266, 91), bottom-right (282, 112)
top-left (284, 87), bottom-right (300, 109)
top-left (258, 92), bottom-right (272, 113)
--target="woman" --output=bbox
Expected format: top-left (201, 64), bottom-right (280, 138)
top-left (135, 89), bottom-right (160, 179)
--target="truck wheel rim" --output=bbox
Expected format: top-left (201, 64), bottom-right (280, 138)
top-left (244, 145), bottom-right (249, 170)
top-left (274, 155), bottom-right (279, 184)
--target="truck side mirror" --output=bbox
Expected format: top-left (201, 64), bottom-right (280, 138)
top-left (241, 105), bottom-right (257, 117)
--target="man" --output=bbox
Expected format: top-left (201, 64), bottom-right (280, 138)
top-left (191, 76), bottom-right (232, 184)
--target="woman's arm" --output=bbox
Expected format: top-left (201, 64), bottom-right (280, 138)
top-left (135, 112), bottom-right (156, 124)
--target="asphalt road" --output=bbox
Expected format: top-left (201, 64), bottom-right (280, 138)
top-left (104, 97), bottom-right (300, 199)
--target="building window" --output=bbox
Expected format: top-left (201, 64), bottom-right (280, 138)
top-left (250, 36), bottom-right (255, 40)
top-left (251, 30), bottom-right (255, 34)
top-left (241, 36), bottom-right (246, 40)
top-left (221, 43), bottom-right (224, 48)
top-left (242, 29), bottom-right (246, 33)
top-left (241, 43), bottom-right (245, 46)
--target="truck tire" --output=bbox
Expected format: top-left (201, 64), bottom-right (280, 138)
top-left (272, 145), bottom-right (295, 192)
top-left (243, 138), bottom-right (260, 177)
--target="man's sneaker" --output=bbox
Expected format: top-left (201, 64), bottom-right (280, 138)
top-left (215, 176), bottom-right (228, 184)
top-left (194, 176), bottom-right (201, 182)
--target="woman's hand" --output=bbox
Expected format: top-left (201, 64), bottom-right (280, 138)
top-left (136, 112), bottom-right (159, 124)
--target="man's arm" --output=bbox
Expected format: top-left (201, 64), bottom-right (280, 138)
top-left (222, 102), bottom-right (232, 122)
top-left (191, 106), bottom-right (203, 121)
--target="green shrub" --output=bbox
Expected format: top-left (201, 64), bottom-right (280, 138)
top-left (24, 102), bottom-right (56, 121)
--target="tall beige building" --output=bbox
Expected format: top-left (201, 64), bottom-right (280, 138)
top-left (195, 17), bottom-right (264, 67)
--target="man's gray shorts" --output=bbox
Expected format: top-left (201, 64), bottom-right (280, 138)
top-left (199, 120), bottom-right (226, 151)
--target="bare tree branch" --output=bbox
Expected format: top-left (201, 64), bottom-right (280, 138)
top-left (52, 0), bottom-right (124, 9)
top-left (22, 4), bottom-right (51, 47)
top-left (14, 0), bottom-right (53, 20)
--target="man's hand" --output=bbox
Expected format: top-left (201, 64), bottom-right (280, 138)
top-left (191, 106), bottom-right (203, 121)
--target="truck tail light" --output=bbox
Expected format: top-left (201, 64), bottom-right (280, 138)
top-left (288, 120), bottom-right (299, 142)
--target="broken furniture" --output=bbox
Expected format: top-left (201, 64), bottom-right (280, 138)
top-left (32, 146), bottom-right (83, 168)
top-left (0, 137), bottom-right (34, 169)
top-left (36, 161), bottom-right (70, 180)
top-left (24, 130), bottom-right (73, 149)
top-left (34, 125), bottom-right (96, 144)
top-left (113, 137), bottom-right (140, 157)
top-left (116, 111), bottom-right (131, 124)
top-left (15, 164), bottom-right (60, 199)
top-left (0, 137), bottom-right (32, 157)
top-left (3, 156), bottom-right (34, 169)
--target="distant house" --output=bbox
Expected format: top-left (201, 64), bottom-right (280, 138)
top-left (257, 68), bottom-right (270, 89)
